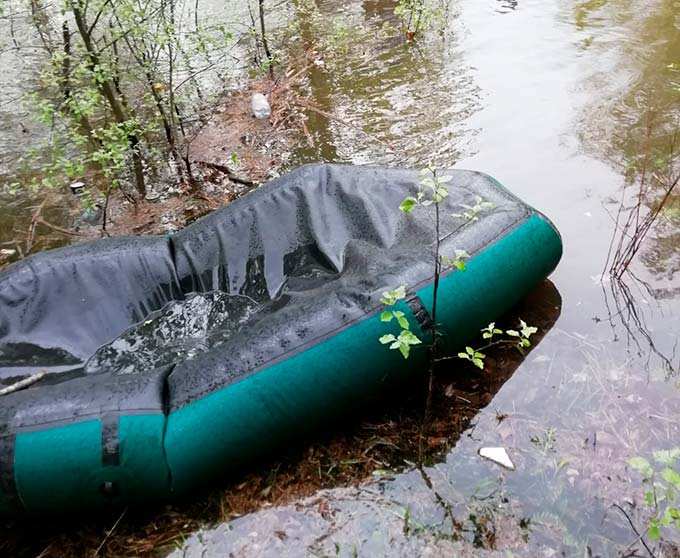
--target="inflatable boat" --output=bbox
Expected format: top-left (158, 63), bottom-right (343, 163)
top-left (0, 164), bottom-right (562, 515)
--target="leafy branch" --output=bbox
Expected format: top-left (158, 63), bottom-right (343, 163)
top-left (377, 166), bottom-right (538, 454)
top-left (378, 286), bottom-right (422, 359)
top-left (628, 449), bottom-right (680, 543)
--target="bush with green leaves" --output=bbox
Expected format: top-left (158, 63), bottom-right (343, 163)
top-left (379, 167), bottom-right (538, 371)
top-left (628, 449), bottom-right (680, 542)
top-left (379, 167), bottom-right (538, 369)
top-left (13, 0), bottom-right (253, 218)
top-left (394, 0), bottom-right (446, 40)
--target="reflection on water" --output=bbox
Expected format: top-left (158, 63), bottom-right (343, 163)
top-left (285, 0), bottom-right (480, 167)
top-left (173, 0), bottom-right (679, 554)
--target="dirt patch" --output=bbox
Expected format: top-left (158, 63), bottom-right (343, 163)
top-left (82, 73), bottom-right (304, 241)
top-left (0, 67), bottom-right (308, 268)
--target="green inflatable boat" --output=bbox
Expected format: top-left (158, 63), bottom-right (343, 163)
top-left (0, 164), bottom-right (562, 515)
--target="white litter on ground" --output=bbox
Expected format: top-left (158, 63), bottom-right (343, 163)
top-left (478, 447), bottom-right (515, 470)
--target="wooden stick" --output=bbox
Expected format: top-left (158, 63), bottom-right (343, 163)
top-left (36, 218), bottom-right (84, 237)
top-left (0, 371), bottom-right (47, 396)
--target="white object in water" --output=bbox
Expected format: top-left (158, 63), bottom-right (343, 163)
top-left (479, 447), bottom-right (515, 470)
top-left (69, 181), bottom-right (86, 195)
top-left (251, 93), bottom-right (271, 119)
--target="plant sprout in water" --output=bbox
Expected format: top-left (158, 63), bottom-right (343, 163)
top-left (378, 166), bottom-right (538, 375)
top-left (627, 448), bottom-right (680, 544)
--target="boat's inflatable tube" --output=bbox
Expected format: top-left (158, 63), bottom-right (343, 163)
top-left (0, 164), bottom-right (562, 515)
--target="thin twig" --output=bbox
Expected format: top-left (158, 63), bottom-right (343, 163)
top-left (0, 371), bottom-right (46, 396)
top-left (36, 218), bottom-right (84, 237)
top-left (611, 503), bottom-right (656, 558)
top-left (93, 507), bottom-right (127, 557)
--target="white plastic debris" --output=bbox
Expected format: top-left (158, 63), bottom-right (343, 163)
top-left (479, 447), bottom-right (515, 470)
top-left (0, 249), bottom-right (16, 257)
top-left (251, 93), bottom-right (271, 119)
top-left (69, 181), bottom-right (86, 195)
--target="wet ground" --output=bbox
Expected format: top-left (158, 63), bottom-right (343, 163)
top-left (0, 0), bottom-right (678, 556)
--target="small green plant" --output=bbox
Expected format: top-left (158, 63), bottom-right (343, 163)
top-left (453, 196), bottom-right (495, 222)
top-left (379, 166), bottom-right (454, 363)
top-left (394, 0), bottom-right (444, 40)
top-left (377, 166), bottom-right (538, 446)
top-left (628, 448), bottom-right (680, 542)
top-left (379, 166), bottom-right (536, 368)
top-left (506, 320), bottom-right (538, 350)
top-left (378, 286), bottom-right (422, 359)
top-left (458, 346), bottom-right (485, 369)
top-left (455, 319), bottom-right (537, 369)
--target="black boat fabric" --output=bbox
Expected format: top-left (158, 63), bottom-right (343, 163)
top-left (0, 164), bottom-right (531, 428)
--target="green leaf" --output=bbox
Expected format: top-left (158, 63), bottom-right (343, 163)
top-left (380, 285), bottom-right (407, 306)
top-left (396, 315), bottom-right (410, 330)
top-left (661, 467), bottom-right (680, 488)
top-left (506, 330), bottom-right (519, 337)
top-left (648, 520), bottom-right (661, 541)
top-left (661, 507), bottom-right (678, 526)
top-left (472, 358), bottom-right (484, 369)
top-left (466, 346), bottom-right (475, 355)
top-left (433, 187), bottom-right (449, 203)
top-left (457, 352), bottom-right (468, 359)
top-left (399, 343), bottom-right (410, 359)
top-left (644, 490), bottom-right (655, 506)
top-left (653, 448), bottom-right (680, 466)
top-left (519, 319), bottom-right (538, 338)
top-left (629, 457), bottom-right (654, 478)
top-left (399, 196), bottom-right (417, 213)
top-left (380, 311), bottom-right (393, 322)
top-left (399, 330), bottom-right (422, 345)
top-left (379, 334), bottom-right (396, 345)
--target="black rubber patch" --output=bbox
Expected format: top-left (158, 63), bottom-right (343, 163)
top-left (406, 295), bottom-right (434, 333)
top-left (0, 435), bottom-right (21, 511)
top-left (101, 414), bottom-right (120, 467)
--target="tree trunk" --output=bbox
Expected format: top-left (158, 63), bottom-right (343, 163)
top-left (71, 3), bottom-right (146, 195)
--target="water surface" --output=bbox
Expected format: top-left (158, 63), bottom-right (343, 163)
top-left (0, 0), bottom-right (678, 554)
top-left (177, 0), bottom-right (680, 554)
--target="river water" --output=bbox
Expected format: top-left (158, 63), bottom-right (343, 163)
top-left (1, 0), bottom-right (678, 555)
top-left (174, 0), bottom-right (679, 555)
